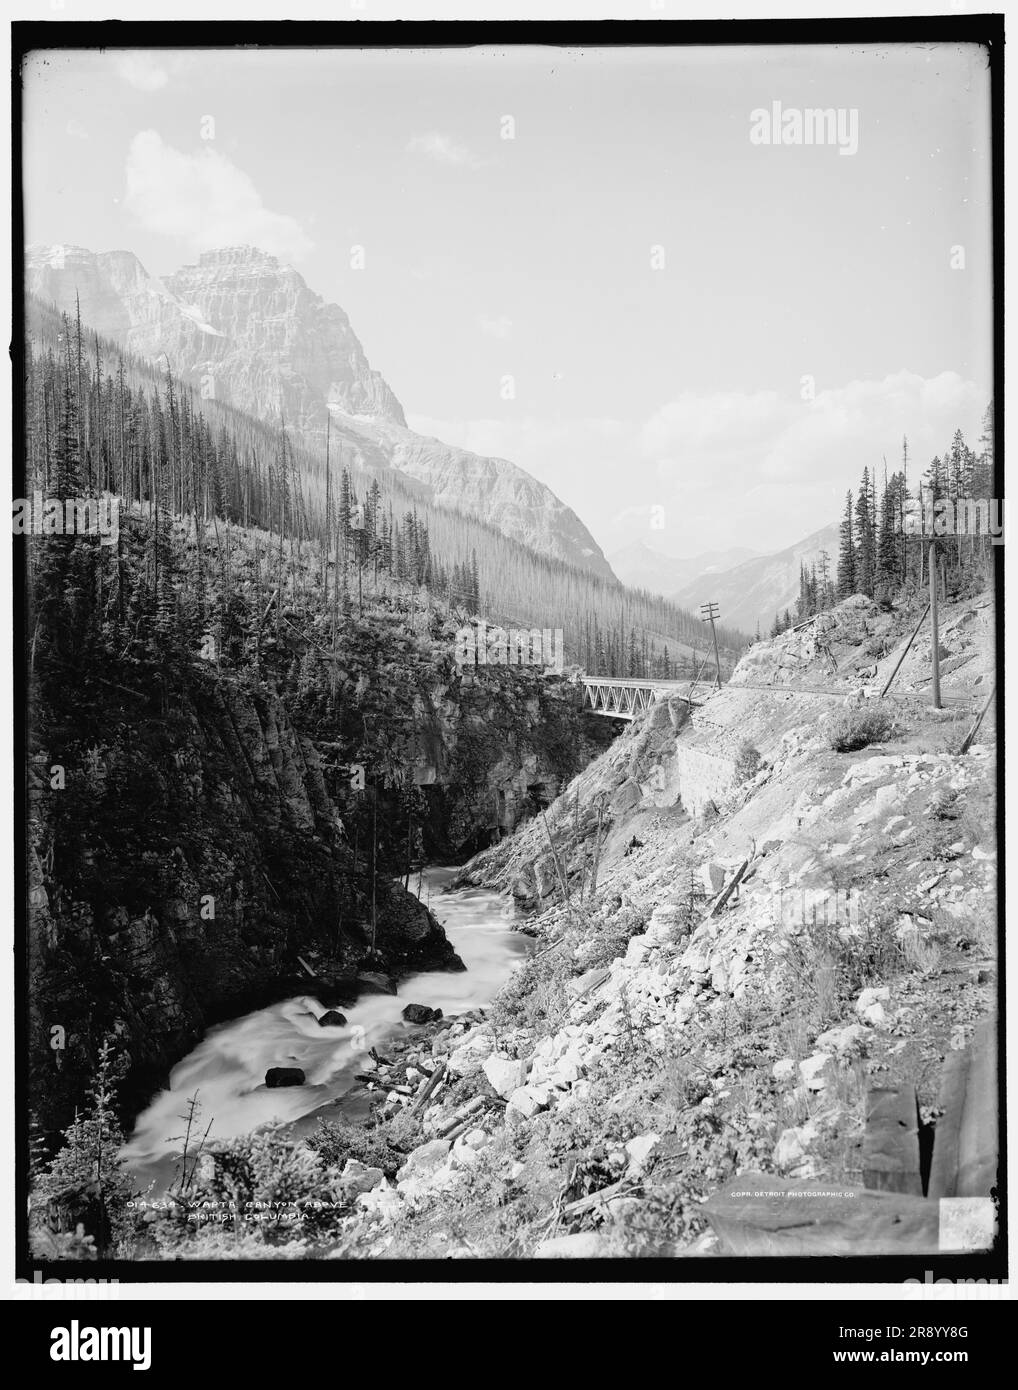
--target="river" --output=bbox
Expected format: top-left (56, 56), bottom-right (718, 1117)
top-left (122, 867), bottom-right (530, 1190)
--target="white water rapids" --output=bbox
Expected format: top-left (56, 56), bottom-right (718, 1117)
top-left (122, 868), bottom-right (531, 1190)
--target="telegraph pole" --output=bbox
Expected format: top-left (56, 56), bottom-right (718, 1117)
top-left (700, 601), bottom-right (722, 691)
top-left (928, 540), bottom-right (942, 709)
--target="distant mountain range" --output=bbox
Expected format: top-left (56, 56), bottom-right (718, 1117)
top-left (608, 540), bottom-right (759, 598)
top-left (670, 522), bottom-right (841, 635)
top-left (26, 243), bottom-right (614, 580)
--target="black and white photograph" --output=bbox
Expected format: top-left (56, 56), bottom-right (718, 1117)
top-left (8, 6), bottom-right (1005, 1307)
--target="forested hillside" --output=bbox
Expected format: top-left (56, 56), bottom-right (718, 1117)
top-left (765, 421), bottom-right (996, 638)
top-left (23, 306), bottom-right (621, 1147)
top-left (24, 296), bottom-right (748, 673)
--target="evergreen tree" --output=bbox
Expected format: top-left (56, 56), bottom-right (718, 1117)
top-left (33, 1040), bottom-right (132, 1256)
top-left (854, 467), bottom-right (875, 597)
top-left (837, 490), bottom-right (856, 597)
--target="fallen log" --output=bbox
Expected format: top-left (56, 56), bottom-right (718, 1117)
top-left (409, 1058), bottom-right (447, 1115)
top-left (435, 1093), bottom-right (487, 1138)
top-left (704, 859), bottom-right (750, 920)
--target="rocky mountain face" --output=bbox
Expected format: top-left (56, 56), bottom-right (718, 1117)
top-left (25, 243), bottom-right (405, 431)
top-left (671, 522), bottom-right (841, 635)
top-left (26, 243), bottom-right (614, 578)
top-left (28, 674), bottom-right (459, 1136)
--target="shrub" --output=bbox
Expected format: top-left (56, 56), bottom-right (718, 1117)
top-left (307, 1115), bottom-right (415, 1178)
top-left (929, 787), bottom-right (960, 820)
top-left (31, 1039), bottom-right (134, 1258)
top-left (141, 1127), bottom-right (349, 1258)
top-left (488, 944), bottom-right (572, 1033)
top-left (734, 742), bottom-right (763, 782)
top-left (828, 705), bottom-right (896, 752)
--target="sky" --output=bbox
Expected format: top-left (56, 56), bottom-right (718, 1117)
top-left (21, 43), bottom-right (994, 560)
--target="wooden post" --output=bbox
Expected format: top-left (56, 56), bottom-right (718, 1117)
top-left (959, 682), bottom-right (996, 755)
top-left (928, 541), bottom-right (941, 709)
top-left (879, 603), bottom-right (930, 697)
top-left (370, 786), bottom-right (378, 951)
top-left (700, 601), bottom-right (722, 691)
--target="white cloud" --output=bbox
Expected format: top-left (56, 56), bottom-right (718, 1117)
top-left (409, 371), bottom-right (989, 558)
top-left (407, 131), bottom-right (484, 169)
top-left (116, 53), bottom-right (169, 93)
top-left (124, 131), bottom-right (313, 261)
top-left (644, 371), bottom-right (986, 493)
top-left (478, 314), bottom-right (513, 340)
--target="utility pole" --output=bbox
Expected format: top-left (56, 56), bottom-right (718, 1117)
top-left (700, 601), bottom-right (722, 691)
top-left (928, 540), bottom-right (942, 709)
top-left (324, 413), bottom-right (331, 619)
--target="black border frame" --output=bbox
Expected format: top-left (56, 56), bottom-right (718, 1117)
top-left (9, 14), bottom-right (1006, 1288)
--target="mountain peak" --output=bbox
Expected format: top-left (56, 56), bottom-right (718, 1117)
top-left (195, 245), bottom-right (284, 270)
top-left (25, 240), bottom-right (617, 579)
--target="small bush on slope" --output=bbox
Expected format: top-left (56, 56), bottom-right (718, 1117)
top-left (828, 705), bottom-right (897, 752)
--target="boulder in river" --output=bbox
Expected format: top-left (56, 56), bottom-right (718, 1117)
top-left (402, 1003), bottom-right (443, 1024)
top-left (265, 1067), bottom-right (305, 1087)
top-left (318, 1010), bottom-right (347, 1027)
top-left (310, 977), bottom-right (358, 1009)
top-left (356, 971), bottom-right (398, 996)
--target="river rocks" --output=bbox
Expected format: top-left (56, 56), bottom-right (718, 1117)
top-left (308, 976), bottom-right (358, 1009)
top-left (774, 1122), bottom-right (819, 1173)
top-left (356, 1178), bottom-right (402, 1221)
top-left (265, 1067), bottom-right (305, 1087)
top-left (397, 1139), bottom-right (451, 1184)
top-left (446, 1028), bottom-right (495, 1077)
top-left (483, 1053), bottom-right (528, 1098)
top-left (395, 1139), bottom-right (460, 1203)
top-left (625, 1133), bottom-right (660, 1173)
top-left (340, 1158), bottom-right (384, 1197)
top-left (815, 1023), bottom-right (867, 1057)
top-left (451, 1128), bottom-right (489, 1168)
top-left (798, 1053), bottom-right (834, 1091)
top-left (507, 1083), bottom-right (551, 1120)
top-left (856, 985), bottom-right (892, 1026)
top-left (772, 1058), bottom-right (797, 1081)
top-left (318, 1010), bottom-right (347, 1027)
top-left (402, 1003), bottom-right (443, 1024)
top-left (542, 1048), bottom-right (584, 1091)
top-left (356, 971), bottom-right (398, 996)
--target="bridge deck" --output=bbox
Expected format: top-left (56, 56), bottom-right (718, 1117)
top-left (579, 677), bottom-right (709, 720)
